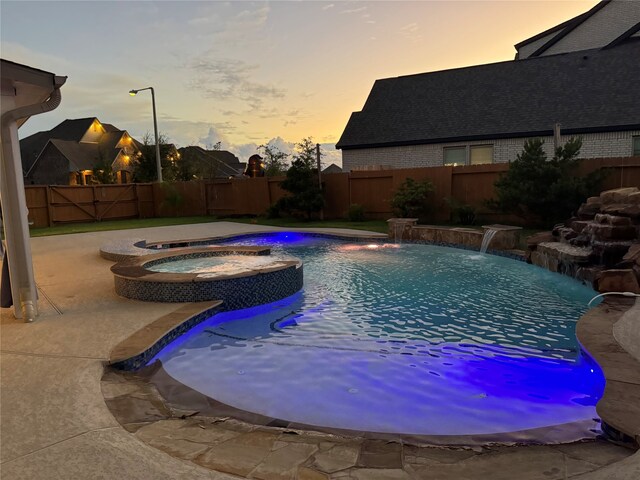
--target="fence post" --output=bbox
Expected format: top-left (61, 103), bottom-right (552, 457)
top-left (92, 185), bottom-right (98, 221)
top-left (134, 183), bottom-right (141, 218)
top-left (45, 185), bottom-right (54, 227)
top-left (199, 180), bottom-right (206, 216)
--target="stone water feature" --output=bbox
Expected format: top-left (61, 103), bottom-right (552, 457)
top-left (386, 218), bottom-right (523, 253)
top-left (527, 187), bottom-right (640, 294)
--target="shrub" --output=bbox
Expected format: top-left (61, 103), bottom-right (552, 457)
top-left (160, 182), bottom-right (184, 211)
top-left (390, 178), bottom-right (434, 221)
top-left (266, 204), bottom-right (281, 219)
top-left (488, 137), bottom-right (606, 227)
top-left (347, 204), bottom-right (366, 222)
top-left (446, 198), bottom-right (476, 225)
top-left (277, 159), bottom-right (324, 220)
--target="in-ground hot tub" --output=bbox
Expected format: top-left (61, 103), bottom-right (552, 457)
top-left (110, 245), bottom-right (303, 309)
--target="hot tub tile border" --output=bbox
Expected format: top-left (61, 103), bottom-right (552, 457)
top-left (110, 302), bottom-right (225, 371)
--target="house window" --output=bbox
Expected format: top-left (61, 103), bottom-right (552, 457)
top-left (443, 147), bottom-right (466, 166)
top-left (633, 136), bottom-right (640, 156)
top-left (470, 145), bottom-right (493, 165)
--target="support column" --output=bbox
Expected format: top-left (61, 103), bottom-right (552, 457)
top-left (0, 97), bottom-right (38, 320)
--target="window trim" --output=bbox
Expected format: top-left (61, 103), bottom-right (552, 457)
top-left (443, 146), bottom-right (467, 166)
top-left (443, 144), bottom-right (494, 166)
top-left (633, 136), bottom-right (640, 156)
top-left (469, 144), bottom-right (494, 165)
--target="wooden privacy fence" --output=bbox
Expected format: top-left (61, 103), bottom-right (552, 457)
top-left (25, 184), bottom-right (154, 227)
top-left (25, 157), bottom-right (640, 228)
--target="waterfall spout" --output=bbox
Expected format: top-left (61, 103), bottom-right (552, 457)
top-left (480, 229), bottom-right (498, 253)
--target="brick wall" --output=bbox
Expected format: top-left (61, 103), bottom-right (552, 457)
top-left (342, 130), bottom-right (640, 171)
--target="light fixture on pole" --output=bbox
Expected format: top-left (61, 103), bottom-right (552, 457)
top-left (129, 87), bottom-right (162, 182)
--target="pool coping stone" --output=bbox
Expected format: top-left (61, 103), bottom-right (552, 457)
top-left (576, 298), bottom-right (640, 447)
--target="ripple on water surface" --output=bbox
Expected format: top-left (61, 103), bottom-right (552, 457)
top-left (148, 237), bottom-right (604, 436)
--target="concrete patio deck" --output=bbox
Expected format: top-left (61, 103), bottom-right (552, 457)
top-left (1, 222), bottom-right (638, 479)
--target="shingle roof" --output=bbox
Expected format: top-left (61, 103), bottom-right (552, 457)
top-left (101, 123), bottom-right (119, 133)
top-left (20, 130), bottom-right (50, 174)
top-left (50, 118), bottom-right (98, 141)
top-left (177, 146), bottom-right (243, 177)
top-left (20, 117), bottom-right (98, 173)
top-left (322, 163), bottom-right (343, 174)
top-left (99, 131), bottom-right (124, 151)
top-left (47, 139), bottom-right (119, 171)
top-left (336, 41), bottom-right (640, 150)
top-left (210, 149), bottom-right (241, 166)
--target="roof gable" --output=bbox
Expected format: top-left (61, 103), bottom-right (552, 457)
top-left (517, 0), bottom-right (640, 59)
top-left (49, 118), bottom-right (98, 142)
top-left (19, 130), bottom-right (51, 174)
top-left (48, 139), bottom-right (106, 171)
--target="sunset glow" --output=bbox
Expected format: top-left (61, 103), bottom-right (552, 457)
top-left (1, 0), bottom-right (598, 164)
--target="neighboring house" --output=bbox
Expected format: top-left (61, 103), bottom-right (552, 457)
top-left (177, 146), bottom-right (245, 178)
top-left (336, 0), bottom-right (640, 171)
top-left (322, 163), bottom-right (343, 174)
top-left (20, 117), bottom-right (140, 185)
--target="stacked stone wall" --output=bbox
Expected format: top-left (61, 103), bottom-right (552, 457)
top-left (528, 187), bottom-right (640, 293)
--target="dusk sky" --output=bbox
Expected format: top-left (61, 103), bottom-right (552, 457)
top-left (1, 0), bottom-right (598, 165)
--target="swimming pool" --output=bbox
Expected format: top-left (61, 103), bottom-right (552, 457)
top-left (147, 232), bottom-right (604, 437)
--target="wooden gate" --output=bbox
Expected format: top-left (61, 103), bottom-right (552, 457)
top-left (25, 184), bottom-right (145, 227)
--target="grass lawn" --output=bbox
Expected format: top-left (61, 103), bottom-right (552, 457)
top-left (29, 216), bottom-right (220, 237)
top-left (29, 216), bottom-right (542, 249)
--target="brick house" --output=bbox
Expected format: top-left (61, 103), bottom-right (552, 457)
top-left (21, 117), bottom-right (141, 185)
top-left (177, 146), bottom-right (245, 179)
top-left (336, 0), bottom-right (640, 171)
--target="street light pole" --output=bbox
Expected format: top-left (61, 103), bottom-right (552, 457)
top-left (129, 87), bottom-right (163, 183)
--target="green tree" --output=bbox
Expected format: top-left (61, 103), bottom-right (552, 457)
top-left (132, 133), bottom-right (178, 182)
top-left (258, 143), bottom-right (289, 177)
top-left (489, 137), bottom-right (606, 227)
top-left (92, 148), bottom-right (116, 184)
top-left (175, 149), bottom-right (202, 181)
top-left (275, 158), bottom-right (324, 220)
top-left (293, 137), bottom-right (321, 169)
top-left (390, 178), bottom-right (434, 221)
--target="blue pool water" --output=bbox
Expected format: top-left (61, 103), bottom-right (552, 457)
top-left (148, 233), bottom-right (604, 436)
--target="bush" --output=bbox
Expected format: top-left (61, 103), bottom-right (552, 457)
top-left (266, 204), bottom-right (281, 219)
top-left (347, 204), bottom-right (366, 222)
top-left (488, 137), bottom-right (606, 227)
top-left (390, 178), bottom-right (434, 221)
top-left (159, 182), bottom-right (184, 211)
top-left (446, 198), bottom-right (476, 225)
top-left (277, 158), bottom-right (324, 220)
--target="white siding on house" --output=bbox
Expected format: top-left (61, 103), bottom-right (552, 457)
top-left (542, 1), bottom-right (640, 56)
top-left (341, 130), bottom-right (640, 171)
top-left (517, 31), bottom-right (559, 59)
